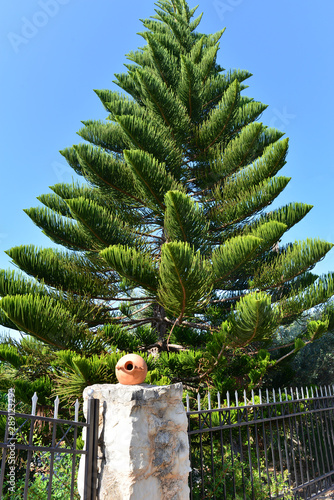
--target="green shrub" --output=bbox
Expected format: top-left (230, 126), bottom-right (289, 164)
top-left (2, 452), bottom-right (80, 499)
top-left (191, 445), bottom-right (294, 500)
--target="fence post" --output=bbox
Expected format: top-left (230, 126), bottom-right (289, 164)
top-left (78, 383), bottom-right (190, 500)
top-left (83, 397), bottom-right (99, 500)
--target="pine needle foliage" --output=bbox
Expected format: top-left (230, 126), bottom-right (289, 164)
top-left (0, 0), bottom-right (333, 397)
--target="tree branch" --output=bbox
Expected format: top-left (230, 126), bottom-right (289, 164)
top-left (164, 317), bottom-right (214, 331)
top-left (273, 341), bottom-right (311, 365)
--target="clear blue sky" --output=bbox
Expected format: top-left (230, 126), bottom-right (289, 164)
top-left (1, 0), bottom-right (334, 337)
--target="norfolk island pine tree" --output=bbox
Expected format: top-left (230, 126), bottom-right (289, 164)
top-left (0, 0), bottom-right (333, 403)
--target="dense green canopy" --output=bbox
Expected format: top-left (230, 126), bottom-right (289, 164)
top-left (0, 0), bottom-right (333, 400)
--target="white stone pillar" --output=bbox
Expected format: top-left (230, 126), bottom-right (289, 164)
top-left (78, 383), bottom-right (190, 500)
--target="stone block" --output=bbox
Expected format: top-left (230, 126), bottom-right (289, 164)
top-left (78, 383), bottom-right (190, 499)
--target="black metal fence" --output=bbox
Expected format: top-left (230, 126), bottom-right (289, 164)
top-left (187, 385), bottom-right (334, 500)
top-left (0, 390), bottom-right (99, 500)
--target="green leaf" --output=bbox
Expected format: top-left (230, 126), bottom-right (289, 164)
top-left (306, 318), bottom-right (329, 341)
top-left (73, 144), bottom-right (144, 205)
top-left (202, 69), bottom-right (252, 110)
top-left (0, 269), bottom-right (47, 297)
top-left (234, 98), bottom-right (268, 131)
top-left (189, 35), bottom-right (204, 63)
top-left (189, 12), bottom-right (203, 31)
top-left (54, 351), bottom-right (125, 402)
top-left (66, 197), bottom-right (138, 249)
top-left (294, 338), bottom-right (306, 352)
top-left (198, 44), bottom-right (220, 83)
top-left (0, 344), bottom-right (24, 369)
top-left (268, 202), bottom-right (313, 230)
top-left (38, 192), bottom-right (73, 218)
top-left (24, 206), bottom-right (97, 252)
top-left (143, 32), bottom-right (180, 89)
top-left (115, 114), bottom-right (183, 178)
top-left (210, 176), bottom-right (291, 227)
top-left (212, 235), bottom-right (262, 286)
top-left (100, 245), bottom-right (158, 292)
top-left (164, 190), bottom-right (209, 252)
top-left (77, 120), bottom-right (128, 153)
top-left (217, 137), bottom-right (289, 196)
top-left (136, 67), bottom-right (190, 141)
top-left (158, 242), bottom-right (211, 319)
top-left (211, 122), bottom-right (264, 177)
top-left (59, 146), bottom-right (83, 176)
top-left (280, 273), bottom-right (334, 321)
top-left (197, 79), bottom-right (239, 150)
top-left (178, 54), bottom-right (203, 120)
top-left (248, 221), bottom-right (287, 256)
top-left (5, 246), bottom-right (113, 298)
top-left (124, 149), bottom-right (182, 213)
top-left (94, 89), bottom-right (144, 119)
top-left (252, 239), bottom-right (334, 289)
top-left (229, 292), bottom-right (279, 346)
top-left (0, 294), bottom-right (87, 350)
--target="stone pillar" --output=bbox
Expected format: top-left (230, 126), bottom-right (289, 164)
top-left (78, 383), bottom-right (190, 500)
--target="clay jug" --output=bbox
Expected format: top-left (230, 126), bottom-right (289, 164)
top-left (115, 354), bottom-right (148, 385)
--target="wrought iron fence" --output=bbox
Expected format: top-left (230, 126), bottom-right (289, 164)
top-left (186, 385), bottom-right (334, 500)
top-left (0, 389), bottom-right (99, 500)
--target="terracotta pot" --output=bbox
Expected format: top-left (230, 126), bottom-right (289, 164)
top-left (115, 354), bottom-right (148, 385)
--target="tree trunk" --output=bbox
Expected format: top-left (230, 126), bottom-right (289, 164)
top-left (152, 303), bottom-right (167, 350)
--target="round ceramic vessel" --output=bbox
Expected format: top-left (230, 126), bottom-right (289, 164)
top-left (115, 354), bottom-right (148, 385)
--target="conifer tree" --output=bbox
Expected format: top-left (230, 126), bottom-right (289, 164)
top-left (1, 0), bottom-right (333, 398)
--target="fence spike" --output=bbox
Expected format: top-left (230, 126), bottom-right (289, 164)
top-left (226, 391), bottom-right (230, 408)
top-left (54, 395), bottom-right (59, 419)
top-left (197, 393), bottom-right (201, 411)
top-left (74, 399), bottom-right (80, 422)
top-left (328, 385), bottom-right (332, 397)
top-left (31, 392), bottom-right (38, 416)
top-left (311, 387), bottom-right (314, 398)
top-left (284, 388), bottom-right (288, 401)
top-left (279, 388), bottom-right (282, 402)
top-left (217, 392), bottom-right (221, 409)
top-left (235, 390), bottom-right (239, 407)
top-left (243, 390), bottom-right (247, 406)
top-left (296, 387), bottom-right (299, 400)
top-left (259, 389), bottom-right (262, 405)
top-left (315, 387), bottom-right (319, 397)
top-left (301, 387), bottom-right (304, 400)
top-left (266, 388), bottom-right (269, 404)
top-left (208, 392), bottom-right (211, 411)
top-left (324, 386), bottom-right (328, 397)
top-left (306, 387), bottom-right (309, 399)
top-left (320, 386), bottom-right (324, 397)
top-left (290, 387), bottom-right (294, 400)
top-left (186, 394), bottom-right (190, 412)
top-left (273, 388), bottom-right (276, 403)
top-left (251, 389), bottom-right (255, 405)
